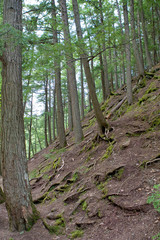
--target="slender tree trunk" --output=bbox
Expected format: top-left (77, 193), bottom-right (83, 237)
top-left (1, 0), bottom-right (38, 231)
top-left (28, 93), bottom-right (33, 159)
top-left (72, 0), bottom-right (108, 133)
top-left (116, 0), bottom-right (125, 85)
top-left (59, 0), bottom-right (83, 143)
top-left (52, 0), bottom-right (67, 147)
top-left (67, 70), bottom-right (73, 132)
top-left (52, 85), bottom-right (56, 141)
top-left (130, 0), bottom-right (144, 76)
top-left (113, 47), bottom-right (118, 90)
top-left (99, 50), bottom-right (106, 101)
top-left (44, 76), bottom-right (49, 148)
top-left (123, 1), bottom-right (133, 105)
top-left (139, 0), bottom-right (153, 69)
top-left (34, 119), bottom-right (42, 150)
top-left (99, 0), bottom-right (110, 98)
top-left (48, 78), bottom-right (52, 144)
top-left (137, 11), bottom-right (144, 70)
top-left (80, 58), bottom-right (85, 119)
top-left (152, 5), bottom-right (158, 65)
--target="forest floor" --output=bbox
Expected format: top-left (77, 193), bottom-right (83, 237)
top-left (0, 63), bottom-right (160, 240)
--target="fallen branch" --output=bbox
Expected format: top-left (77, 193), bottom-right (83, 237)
top-left (106, 96), bottom-right (127, 119)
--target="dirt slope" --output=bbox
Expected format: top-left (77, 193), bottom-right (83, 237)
top-left (0, 63), bottom-right (160, 240)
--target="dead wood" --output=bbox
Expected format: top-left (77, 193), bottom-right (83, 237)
top-left (106, 96), bottom-right (127, 119)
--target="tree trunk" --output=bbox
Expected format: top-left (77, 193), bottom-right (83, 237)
top-left (130, 0), bottom-right (144, 76)
top-left (137, 11), bottom-right (144, 70)
top-left (99, 0), bottom-right (110, 98)
top-left (52, 0), bottom-right (67, 147)
top-left (139, 0), bottom-right (153, 69)
top-left (59, 0), bottom-right (83, 143)
top-left (99, 50), bottom-right (106, 101)
top-left (115, 0), bottom-right (126, 85)
top-left (72, 0), bottom-right (108, 133)
top-left (28, 93), bottom-right (33, 159)
top-left (48, 78), bottom-right (52, 144)
top-left (80, 58), bottom-right (85, 119)
top-left (52, 85), bottom-right (56, 141)
top-left (67, 70), bottom-right (73, 132)
top-left (123, 1), bottom-right (133, 105)
top-left (152, 4), bottom-right (158, 65)
top-left (1, 0), bottom-right (38, 231)
top-left (44, 76), bottom-right (49, 148)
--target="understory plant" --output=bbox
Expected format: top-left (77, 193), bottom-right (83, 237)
top-left (147, 184), bottom-right (160, 240)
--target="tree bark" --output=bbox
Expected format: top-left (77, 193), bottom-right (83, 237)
top-left (1, 0), bottom-right (38, 231)
top-left (80, 58), bottom-right (85, 119)
top-left (52, 0), bottom-right (67, 147)
top-left (28, 93), bottom-right (33, 159)
top-left (48, 78), bottom-right (52, 144)
top-left (44, 75), bottom-right (49, 148)
top-left (139, 0), bottom-right (153, 69)
top-left (130, 0), bottom-right (144, 76)
top-left (123, 1), bottom-right (133, 105)
top-left (99, 0), bottom-right (110, 98)
top-left (115, 0), bottom-right (126, 85)
top-left (59, 0), bottom-right (83, 143)
top-left (72, 0), bottom-right (108, 133)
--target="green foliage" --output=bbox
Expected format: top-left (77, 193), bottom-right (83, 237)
top-left (147, 185), bottom-right (160, 240)
top-left (69, 229), bottom-right (84, 239)
top-left (147, 184), bottom-right (160, 212)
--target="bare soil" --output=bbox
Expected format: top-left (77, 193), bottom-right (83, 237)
top-left (0, 63), bottom-right (160, 240)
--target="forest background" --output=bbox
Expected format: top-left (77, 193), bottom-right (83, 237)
top-left (0, 0), bottom-right (159, 159)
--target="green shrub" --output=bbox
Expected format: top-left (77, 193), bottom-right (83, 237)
top-left (147, 184), bottom-right (160, 240)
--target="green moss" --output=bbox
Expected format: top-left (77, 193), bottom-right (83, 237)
top-left (138, 77), bottom-right (146, 88)
top-left (138, 94), bottom-right (150, 105)
top-left (145, 82), bottom-right (158, 94)
top-left (56, 184), bottom-right (71, 193)
top-left (97, 210), bottom-right (103, 218)
top-left (101, 142), bottom-right (115, 161)
top-left (43, 214), bottom-right (65, 235)
top-left (101, 98), bottom-right (110, 111)
top-left (87, 118), bottom-right (96, 128)
top-left (150, 116), bottom-right (160, 128)
top-left (97, 182), bottom-right (108, 199)
top-left (53, 157), bottom-right (60, 169)
top-left (26, 203), bottom-right (40, 231)
top-left (81, 200), bottom-right (88, 211)
top-left (114, 167), bottom-right (124, 180)
top-left (69, 172), bottom-right (79, 183)
top-left (29, 169), bottom-right (40, 180)
top-left (69, 229), bottom-right (84, 239)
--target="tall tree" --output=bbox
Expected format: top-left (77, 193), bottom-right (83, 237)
top-left (130, 0), bottom-right (144, 76)
top-left (52, 0), bottom-right (67, 147)
top-left (28, 93), bottom-right (33, 159)
top-left (0, 0), bottom-right (38, 231)
top-left (123, 1), bottom-right (133, 105)
top-left (99, 0), bottom-right (110, 98)
top-left (139, 0), bottom-right (153, 69)
top-left (59, 0), bottom-right (84, 143)
top-left (72, 0), bottom-right (108, 134)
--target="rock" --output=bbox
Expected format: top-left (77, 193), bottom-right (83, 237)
top-left (120, 139), bottom-right (131, 149)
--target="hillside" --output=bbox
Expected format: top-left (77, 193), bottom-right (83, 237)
top-left (0, 63), bottom-right (160, 239)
